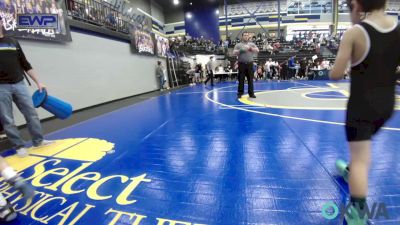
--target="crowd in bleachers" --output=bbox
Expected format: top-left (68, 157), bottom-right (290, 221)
top-left (247, 32), bottom-right (342, 80)
top-left (168, 35), bottom-right (228, 54)
top-left (66, 0), bottom-right (129, 33)
top-left (184, 54), bottom-right (337, 84)
top-left (174, 28), bottom-right (353, 84)
top-left (62, 0), bottom-right (398, 44)
top-left (169, 31), bottom-right (328, 55)
top-left (1, 0), bottom-right (61, 15)
top-left (291, 31), bottom-right (343, 54)
top-left (249, 55), bottom-right (336, 81)
top-left (228, 32), bottom-right (322, 55)
top-left (227, 31), bottom-right (341, 81)
top-left (168, 34), bottom-right (285, 55)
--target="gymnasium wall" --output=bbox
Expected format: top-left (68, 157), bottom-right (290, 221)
top-left (149, 1), bottom-right (165, 34)
top-left (165, 7), bottom-right (185, 24)
top-left (13, 31), bottom-right (164, 126)
top-left (165, 21), bottom-right (185, 36)
top-left (150, 0), bottom-right (165, 24)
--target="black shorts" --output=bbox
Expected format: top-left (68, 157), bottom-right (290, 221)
top-left (345, 118), bottom-right (386, 142)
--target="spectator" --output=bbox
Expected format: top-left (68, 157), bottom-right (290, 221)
top-left (273, 41), bottom-right (280, 54)
top-left (205, 56), bottom-right (214, 86)
top-left (266, 42), bottom-right (274, 55)
top-left (253, 62), bottom-right (258, 77)
top-left (315, 42), bottom-right (321, 53)
top-left (280, 61), bottom-right (288, 80)
top-left (256, 65), bottom-right (264, 81)
top-left (194, 63), bottom-right (202, 84)
top-left (288, 56), bottom-right (296, 78)
top-left (265, 58), bottom-right (273, 79)
top-left (0, 17), bottom-right (54, 157)
top-left (156, 61), bottom-right (165, 91)
top-left (299, 57), bottom-right (307, 78)
top-left (0, 121), bottom-right (5, 140)
top-left (272, 60), bottom-right (279, 78)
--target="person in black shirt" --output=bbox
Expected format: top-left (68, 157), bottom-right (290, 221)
top-left (397, 66), bottom-right (400, 85)
top-left (330, 0), bottom-right (400, 224)
top-left (0, 121), bottom-right (4, 139)
top-left (299, 57), bottom-right (307, 78)
top-left (194, 63), bottom-right (202, 84)
top-left (0, 16), bottom-right (53, 156)
top-left (280, 60), bottom-right (288, 80)
top-left (0, 17), bottom-right (41, 222)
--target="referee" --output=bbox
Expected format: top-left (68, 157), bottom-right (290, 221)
top-left (234, 32), bottom-right (259, 98)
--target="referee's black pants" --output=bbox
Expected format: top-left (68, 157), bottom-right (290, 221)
top-left (238, 62), bottom-right (254, 96)
top-left (205, 70), bottom-right (214, 86)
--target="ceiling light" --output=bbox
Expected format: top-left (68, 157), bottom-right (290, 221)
top-left (173, 0), bottom-right (179, 5)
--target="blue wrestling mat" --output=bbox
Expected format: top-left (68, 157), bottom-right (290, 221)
top-left (1, 81), bottom-right (399, 225)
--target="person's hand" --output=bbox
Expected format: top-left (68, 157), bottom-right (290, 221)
top-left (37, 83), bottom-right (47, 93)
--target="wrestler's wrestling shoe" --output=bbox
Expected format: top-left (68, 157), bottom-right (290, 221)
top-left (336, 159), bottom-right (349, 183)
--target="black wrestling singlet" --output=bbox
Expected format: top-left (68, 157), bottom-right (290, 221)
top-left (346, 21), bottom-right (400, 141)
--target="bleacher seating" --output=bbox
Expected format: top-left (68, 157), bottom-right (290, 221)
top-left (66, 0), bottom-right (130, 34)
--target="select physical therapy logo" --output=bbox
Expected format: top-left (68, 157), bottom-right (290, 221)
top-left (1, 138), bottom-right (205, 225)
top-left (321, 201), bottom-right (390, 221)
top-left (17, 14), bottom-right (58, 29)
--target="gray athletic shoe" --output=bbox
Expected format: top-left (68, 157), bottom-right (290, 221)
top-left (34, 140), bottom-right (54, 148)
top-left (8, 176), bottom-right (35, 200)
top-left (336, 159), bottom-right (349, 183)
top-left (0, 200), bottom-right (17, 222)
top-left (16, 147), bottom-right (29, 158)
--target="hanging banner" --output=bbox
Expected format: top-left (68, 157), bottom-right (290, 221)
top-left (0, 0), bottom-right (71, 42)
top-left (154, 33), bottom-right (169, 58)
top-left (129, 24), bottom-right (155, 55)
